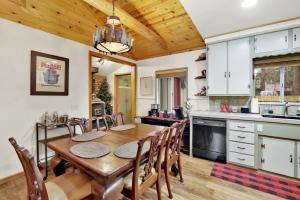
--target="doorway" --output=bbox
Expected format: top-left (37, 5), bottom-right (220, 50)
top-left (88, 51), bottom-right (137, 130)
top-left (115, 74), bottom-right (132, 123)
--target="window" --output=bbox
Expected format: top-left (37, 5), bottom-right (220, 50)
top-left (254, 54), bottom-right (300, 102)
top-left (155, 68), bottom-right (188, 111)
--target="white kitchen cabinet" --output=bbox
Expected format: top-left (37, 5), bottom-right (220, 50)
top-left (293, 28), bottom-right (300, 49)
top-left (228, 38), bottom-right (251, 95)
top-left (207, 42), bottom-right (227, 95)
top-left (254, 30), bottom-right (289, 54)
top-left (261, 137), bottom-right (295, 177)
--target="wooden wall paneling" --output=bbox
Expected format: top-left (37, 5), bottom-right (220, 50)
top-left (83, 0), bottom-right (168, 50)
top-left (0, 0), bottom-right (205, 60)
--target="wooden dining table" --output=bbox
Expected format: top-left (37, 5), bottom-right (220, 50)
top-left (48, 123), bottom-right (164, 200)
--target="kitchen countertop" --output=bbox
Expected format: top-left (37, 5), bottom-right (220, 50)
top-left (190, 111), bottom-right (300, 125)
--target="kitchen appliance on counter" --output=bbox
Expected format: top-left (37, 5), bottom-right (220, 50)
top-left (173, 107), bottom-right (184, 120)
top-left (149, 104), bottom-right (160, 117)
top-left (192, 117), bottom-right (226, 163)
top-left (220, 104), bottom-right (230, 112)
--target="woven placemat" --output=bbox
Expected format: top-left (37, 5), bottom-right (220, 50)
top-left (70, 142), bottom-right (111, 159)
top-left (71, 131), bottom-right (107, 142)
top-left (110, 124), bottom-right (136, 131)
top-left (114, 140), bottom-right (150, 159)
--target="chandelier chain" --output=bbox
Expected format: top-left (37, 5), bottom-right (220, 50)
top-left (113, 0), bottom-right (115, 16)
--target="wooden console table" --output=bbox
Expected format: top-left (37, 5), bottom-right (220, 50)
top-left (36, 122), bottom-right (69, 180)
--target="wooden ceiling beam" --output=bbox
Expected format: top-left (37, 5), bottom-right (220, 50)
top-left (82, 0), bottom-right (168, 50)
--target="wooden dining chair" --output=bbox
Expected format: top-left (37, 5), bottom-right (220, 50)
top-left (122, 128), bottom-right (170, 200)
top-left (113, 112), bottom-right (125, 126)
top-left (65, 118), bottom-right (87, 137)
top-left (9, 137), bottom-right (92, 200)
top-left (162, 119), bottom-right (188, 199)
top-left (102, 114), bottom-right (117, 130)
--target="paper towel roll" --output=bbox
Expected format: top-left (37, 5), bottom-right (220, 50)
top-left (251, 98), bottom-right (259, 114)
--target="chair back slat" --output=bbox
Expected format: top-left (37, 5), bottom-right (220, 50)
top-left (113, 112), bottom-right (125, 126)
top-left (9, 138), bottom-right (49, 200)
top-left (94, 116), bottom-right (107, 131)
top-left (131, 128), bottom-right (170, 198)
top-left (102, 114), bottom-right (116, 130)
top-left (65, 118), bottom-right (86, 136)
top-left (168, 120), bottom-right (188, 161)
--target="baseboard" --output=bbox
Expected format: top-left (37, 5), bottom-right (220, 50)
top-left (0, 172), bottom-right (24, 186)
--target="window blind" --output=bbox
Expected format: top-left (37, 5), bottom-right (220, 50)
top-left (253, 53), bottom-right (300, 68)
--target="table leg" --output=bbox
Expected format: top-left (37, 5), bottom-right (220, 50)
top-left (91, 178), bottom-right (124, 200)
top-left (43, 126), bottom-right (48, 180)
top-left (36, 123), bottom-right (39, 167)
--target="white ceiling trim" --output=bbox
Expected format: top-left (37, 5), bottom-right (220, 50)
top-left (205, 18), bottom-right (300, 44)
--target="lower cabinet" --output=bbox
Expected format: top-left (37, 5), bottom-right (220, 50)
top-left (229, 152), bottom-right (254, 167)
top-left (261, 137), bottom-right (295, 177)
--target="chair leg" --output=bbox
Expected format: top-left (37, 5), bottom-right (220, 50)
top-left (164, 167), bottom-right (173, 199)
top-left (178, 156), bottom-right (184, 183)
top-left (156, 176), bottom-right (162, 200)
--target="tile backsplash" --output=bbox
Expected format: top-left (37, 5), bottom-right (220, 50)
top-left (209, 96), bottom-right (251, 112)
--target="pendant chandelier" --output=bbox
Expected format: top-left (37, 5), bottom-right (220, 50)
top-left (93, 0), bottom-right (133, 54)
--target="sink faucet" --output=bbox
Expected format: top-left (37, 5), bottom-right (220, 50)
top-left (285, 102), bottom-right (292, 116)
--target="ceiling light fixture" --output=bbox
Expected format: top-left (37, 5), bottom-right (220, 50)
top-left (241, 0), bottom-right (258, 8)
top-left (93, 0), bottom-right (133, 54)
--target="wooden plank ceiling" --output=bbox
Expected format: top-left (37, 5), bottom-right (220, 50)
top-left (0, 0), bottom-right (205, 60)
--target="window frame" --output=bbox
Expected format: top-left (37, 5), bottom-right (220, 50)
top-left (255, 66), bottom-right (300, 103)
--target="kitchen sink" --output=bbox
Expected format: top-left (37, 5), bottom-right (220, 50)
top-left (262, 115), bottom-right (300, 120)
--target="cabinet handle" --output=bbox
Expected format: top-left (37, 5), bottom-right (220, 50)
top-left (237, 146), bottom-right (246, 150)
top-left (237, 136), bottom-right (246, 139)
top-left (285, 36), bottom-right (288, 42)
top-left (228, 72), bottom-right (231, 78)
top-left (224, 72), bottom-right (227, 78)
top-left (237, 125), bottom-right (246, 129)
top-left (295, 34), bottom-right (297, 42)
top-left (290, 155), bottom-right (293, 163)
top-left (237, 158), bottom-right (245, 161)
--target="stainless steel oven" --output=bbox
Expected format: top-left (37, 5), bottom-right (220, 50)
top-left (192, 117), bottom-right (226, 163)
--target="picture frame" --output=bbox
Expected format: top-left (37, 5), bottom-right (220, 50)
top-left (30, 51), bottom-right (69, 96)
top-left (140, 76), bottom-right (153, 96)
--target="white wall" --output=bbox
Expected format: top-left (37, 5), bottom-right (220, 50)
top-left (106, 65), bottom-right (132, 111)
top-left (0, 18), bottom-right (89, 178)
top-left (0, 18), bottom-right (134, 179)
top-left (136, 50), bottom-right (209, 116)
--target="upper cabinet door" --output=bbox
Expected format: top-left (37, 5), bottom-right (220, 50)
top-left (228, 38), bottom-right (251, 95)
top-left (207, 42), bottom-right (228, 95)
top-left (293, 28), bottom-right (300, 49)
top-left (254, 30), bottom-right (289, 54)
top-left (261, 137), bottom-right (295, 177)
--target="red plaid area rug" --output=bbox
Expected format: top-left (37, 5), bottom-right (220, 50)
top-left (211, 163), bottom-right (300, 200)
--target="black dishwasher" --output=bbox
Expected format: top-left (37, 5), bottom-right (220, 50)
top-left (192, 117), bottom-right (226, 163)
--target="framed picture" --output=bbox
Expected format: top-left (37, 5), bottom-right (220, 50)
top-left (30, 51), bottom-right (69, 96)
top-left (140, 76), bottom-right (153, 96)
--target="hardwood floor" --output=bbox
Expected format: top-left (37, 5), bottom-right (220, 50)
top-left (0, 155), bottom-right (281, 200)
